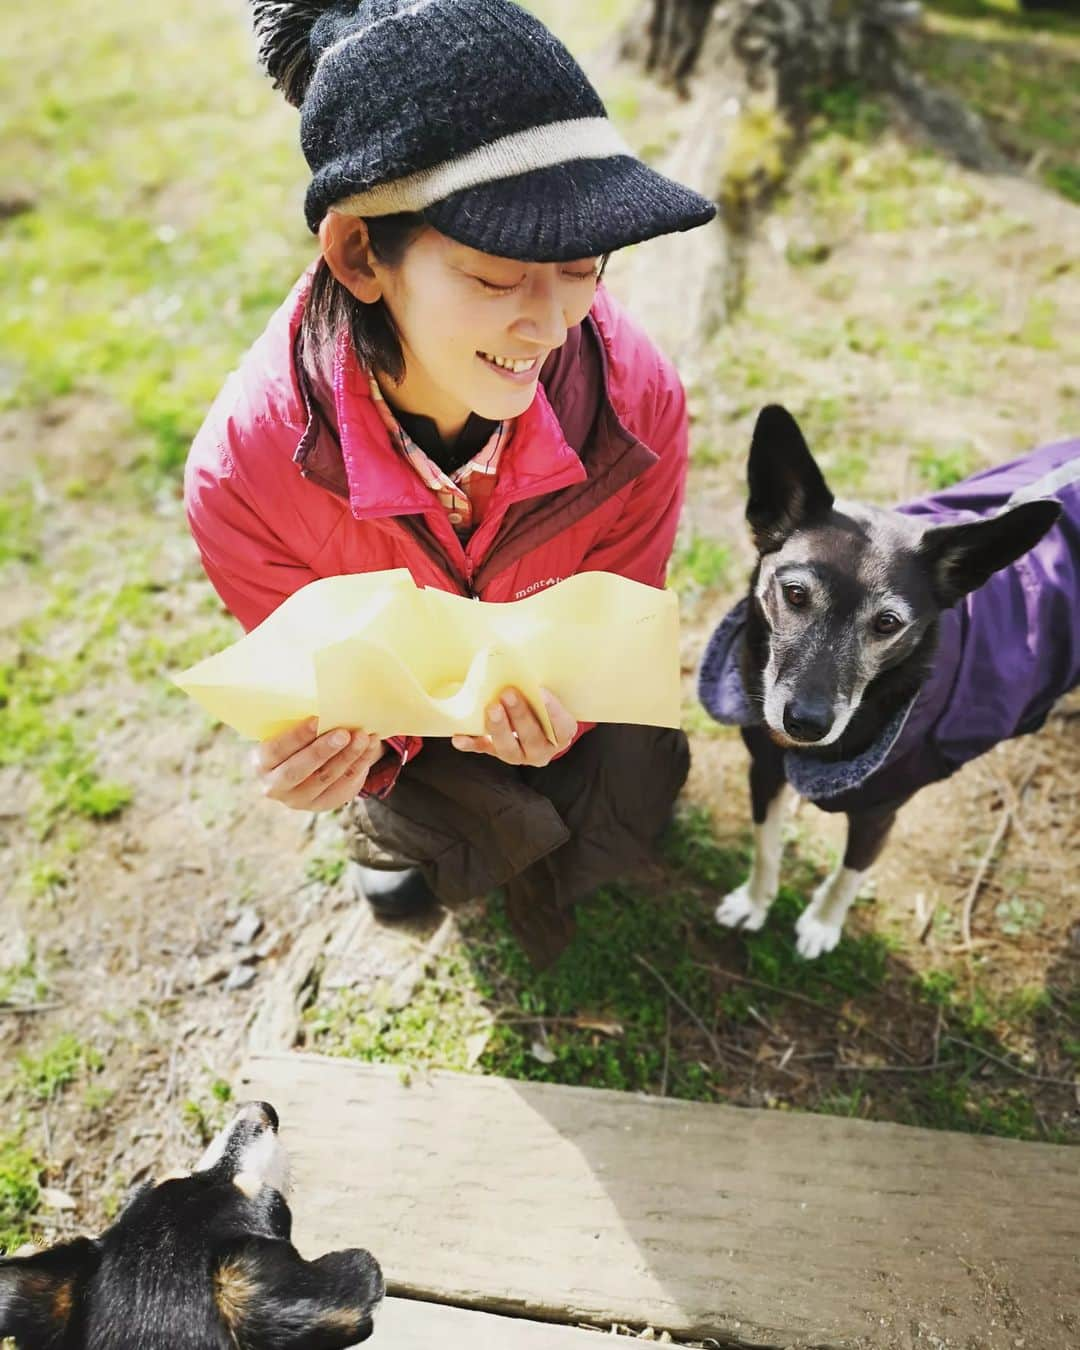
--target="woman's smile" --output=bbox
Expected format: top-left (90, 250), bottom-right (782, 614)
top-left (477, 350), bottom-right (543, 382)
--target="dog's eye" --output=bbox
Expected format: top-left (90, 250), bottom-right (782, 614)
top-left (874, 611), bottom-right (904, 635)
top-left (781, 583), bottom-right (809, 609)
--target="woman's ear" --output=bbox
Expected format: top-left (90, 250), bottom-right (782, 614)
top-left (319, 212), bottom-right (383, 304)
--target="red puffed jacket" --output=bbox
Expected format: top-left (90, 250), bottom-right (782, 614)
top-left (185, 267), bottom-right (689, 795)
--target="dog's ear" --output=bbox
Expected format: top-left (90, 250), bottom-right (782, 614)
top-left (214, 1238), bottom-right (383, 1349)
top-left (1, 1237), bottom-right (98, 1344)
top-left (747, 405), bottom-right (834, 552)
top-left (918, 498), bottom-right (1062, 607)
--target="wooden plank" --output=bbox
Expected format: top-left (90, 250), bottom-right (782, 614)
top-left (377, 1298), bottom-right (612, 1348)
top-left (242, 1054), bottom-right (1080, 1349)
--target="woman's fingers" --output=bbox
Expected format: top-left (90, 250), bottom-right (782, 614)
top-left (306, 735), bottom-right (387, 811)
top-left (254, 716), bottom-right (320, 774)
top-left (257, 720), bottom-right (383, 809)
top-left (261, 726), bottom-right (356, 798)
top-left (485, 695), bottom-right (528, 763)
top-left (501, 689), bottom-right (552, 762)
top-left (451, 689), bottom-right (578, 767)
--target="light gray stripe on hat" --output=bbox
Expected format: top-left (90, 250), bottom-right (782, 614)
top-left (331, 117), bottom-right (632, 218)
top-left (1005, 454), bottom-right (1080, 508)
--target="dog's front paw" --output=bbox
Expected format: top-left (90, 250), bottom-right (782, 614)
top-left (715, 883), bottom-right (769, 932)
top-left (795, 908), bottom-right (843, 959)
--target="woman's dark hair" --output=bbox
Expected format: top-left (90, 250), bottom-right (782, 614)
top-left (302, 212), bottom-right (426, 387)
top-left (302, 217), bottom-right (611, 387)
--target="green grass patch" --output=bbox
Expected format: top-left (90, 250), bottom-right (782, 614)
top-left (808, 82), bottom-right (890, 142)
top-left (914, 441), bottom-right (980, 489)
top-left (1, 548), bottom-right (234, 834)
top-left (903, 969), bottom-right (1074, 1141)
top-left (15, 1034), bottom-right (104, 1104)
top-left (307, 950), bottom-right (494, 1076)
top-left (304, 806), bottom-right (1073, 1139)
top-left (0, 947), bottom-right (49, 1009)
top-left (913, 0), bottom-right (1080, 204)
top-left (0, 485), bottom-right (41, 565)
top-left (309, 808), bottom-right (893, 1102)
top-left (669, 535), bottom-right (732, 596)
top-left (0, 1137), bottom-right (41, 1255)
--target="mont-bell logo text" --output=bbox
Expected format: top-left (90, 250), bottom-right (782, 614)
top-left (514, 576), bottom-right (564, 600)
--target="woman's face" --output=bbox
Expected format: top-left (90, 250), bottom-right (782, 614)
top-left (371, 226), bottom-right (601, 439)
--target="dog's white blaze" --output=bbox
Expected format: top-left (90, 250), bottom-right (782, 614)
top-left (195, 1109), bottom-right (291, 1197)
top-left (795, 866), bottom-right (865, 959)
top-left (716, 784), bottom-right (791, 931)
top-left (195, 1126), bottom-right (228, 1173)
top-left (811, 676), bottom-right (868, 747)
top-left (238, 1127), bottom-right (291, 1196)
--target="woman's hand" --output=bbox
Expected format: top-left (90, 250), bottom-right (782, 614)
top-left (255, 717), bottom-right (385, 811)
top-left (451, 688), bottom-right (577, 768)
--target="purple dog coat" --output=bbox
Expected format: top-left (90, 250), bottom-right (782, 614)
top-left (698, 438), bottom-right (1080, 814)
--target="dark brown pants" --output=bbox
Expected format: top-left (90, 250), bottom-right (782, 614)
top-left (344, 725), bottom-right (690, 966)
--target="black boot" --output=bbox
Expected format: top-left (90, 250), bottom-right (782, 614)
top-left (349, 862), bottom-right (437, 919)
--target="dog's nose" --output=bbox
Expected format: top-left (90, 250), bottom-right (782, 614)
top-left (237, 1101), bottom-right (280, 1133)
top-left (783, 699), bottom-right (832, 743)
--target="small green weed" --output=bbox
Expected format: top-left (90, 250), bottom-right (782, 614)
top-left (994, 897), bottom-right (1045, 936)
top-left (182, 1081), bottom-right (235, 1147)
top-left (16, 1034), bottom-right (103, 1104)
top-left (305, 850), bottom-right (348, 888)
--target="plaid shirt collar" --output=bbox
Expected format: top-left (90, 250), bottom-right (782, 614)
top-left (366, 370), bottom-right (513, 532)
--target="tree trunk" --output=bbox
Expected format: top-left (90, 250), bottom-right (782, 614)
top-left (612, 0), bottom-right (1002, 358)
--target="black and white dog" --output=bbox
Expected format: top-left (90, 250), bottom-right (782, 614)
top-left (699, 406), bottom-right (1079, 957)
top-left (0, 1101), bottom-right (383, 1349)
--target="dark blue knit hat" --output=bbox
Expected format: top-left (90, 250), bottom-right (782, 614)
top-left (250, 0), bottom-right (717, 261)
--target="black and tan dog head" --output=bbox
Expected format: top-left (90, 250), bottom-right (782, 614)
top-left (0, 1102), bottom-right (383, 1349)
top-left (744, 405), bottom-right (1061, 748)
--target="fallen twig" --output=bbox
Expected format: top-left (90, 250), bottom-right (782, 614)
top-left (941, 1035), bottom-right (1078, 1089)
top-left (493, 1013), bottom-right (623, 1036)
top-left (634, 955), bottom-right (727, 1064)
top-left (0, 1001), bottom-right (64, 1016)
top-left (830, 1060), bottom-right (960, 1075)
top-left (915, 894), bottom-right (938, 945)
top-left (959, 766), bottom-right (1037, 950)
top-left (694, 963), bottom-right (915, 1063)
top-left (636, 957), bottom-right (798, 1076)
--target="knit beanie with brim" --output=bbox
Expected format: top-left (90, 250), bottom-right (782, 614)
top-left (250, 0), bottom-right (717, 262)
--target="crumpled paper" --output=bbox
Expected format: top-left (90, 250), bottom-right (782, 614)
top-left (174, 569), bottom-right (681, 742)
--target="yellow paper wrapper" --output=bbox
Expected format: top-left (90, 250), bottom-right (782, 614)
top-left (174, 570), bottom-right (681, 742)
